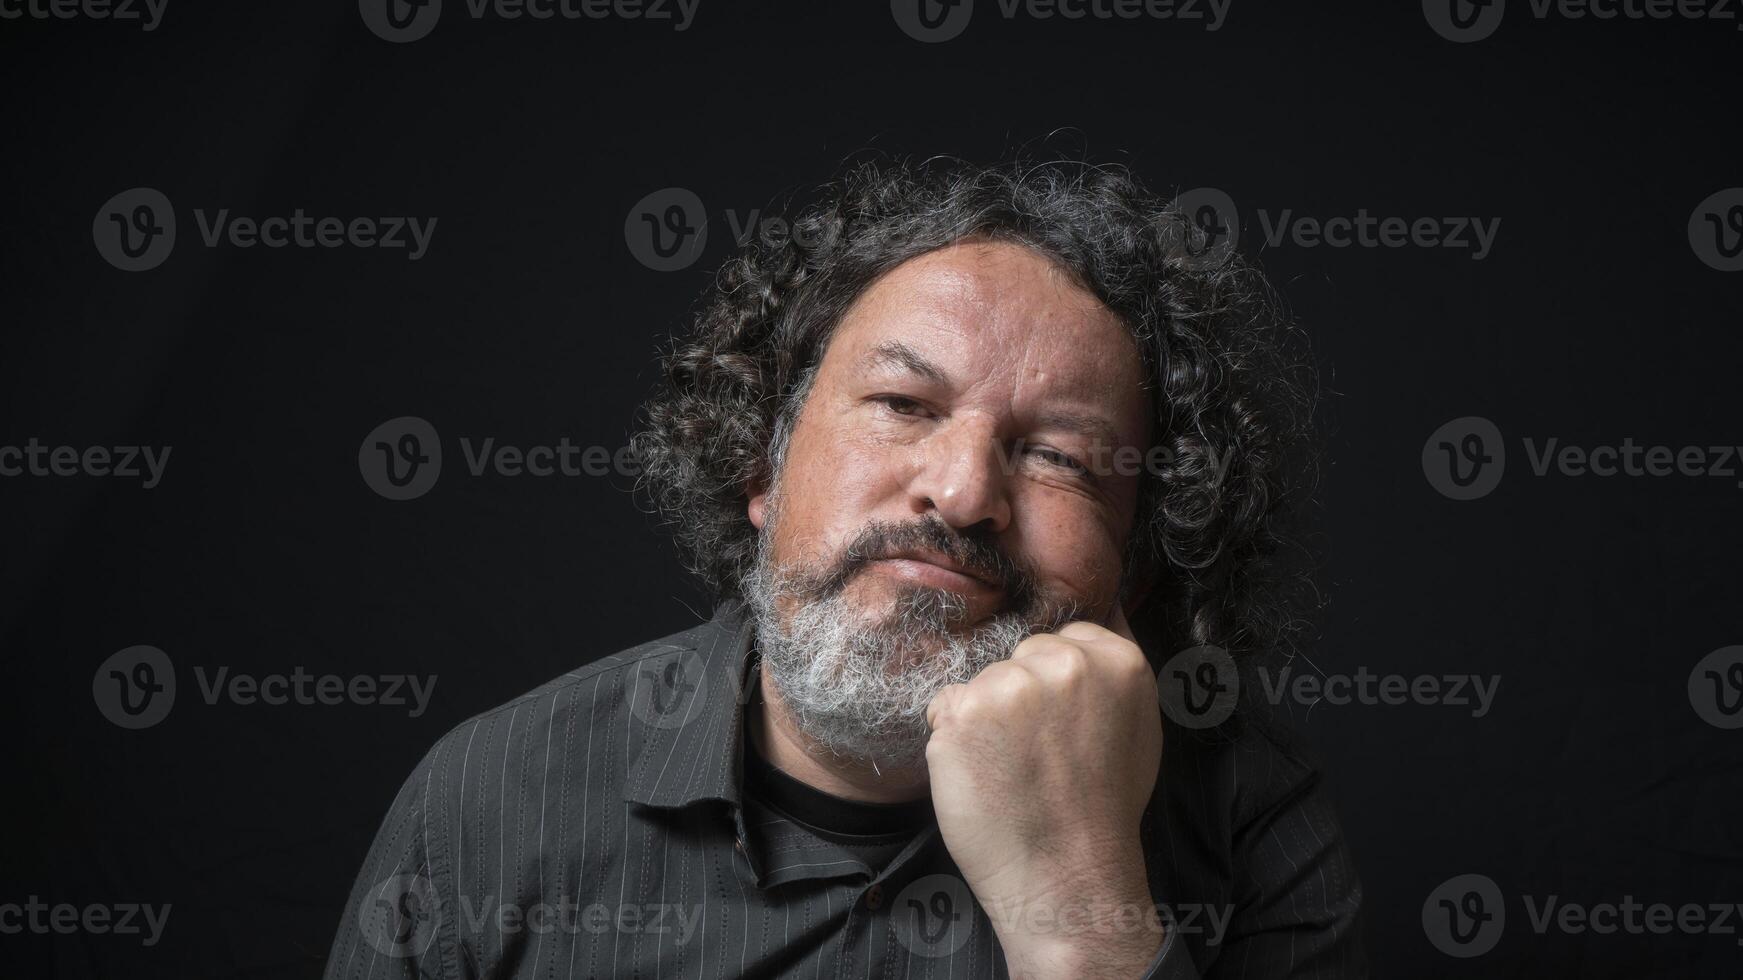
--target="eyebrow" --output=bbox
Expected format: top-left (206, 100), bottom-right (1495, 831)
top-left (860, 341), bottom-right (951, 386)
top-left (1034, 409), bottom-right (1120, 445)
top-left (861, 340), bottom-right (1124, 446)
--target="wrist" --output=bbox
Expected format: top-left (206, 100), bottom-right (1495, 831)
top-left (989, 879), bottom-right (1165, 980)
top-left (1002, 926), bottom-right (1165, 980)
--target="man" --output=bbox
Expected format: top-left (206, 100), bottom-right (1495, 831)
top-left (323, 158), bottom-right (1366, 978)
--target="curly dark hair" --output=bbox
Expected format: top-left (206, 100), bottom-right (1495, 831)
top-left (631, 156), bottom-right (1321, 660)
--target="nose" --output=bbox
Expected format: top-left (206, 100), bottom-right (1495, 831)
top-left (906, 415), bottom-right (1013, 534)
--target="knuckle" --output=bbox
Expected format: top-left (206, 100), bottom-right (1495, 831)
top-left (1012, 634), bottom-right (1062, 658)
top-left (1116, 644), bottom-right (1152, 676)
top-left (1051, 644), bottom-right (1091, 679)
top-left (1054, 621), bottom-right (1104, 643)
top-left (985, 664), bottom-right (1039, 703)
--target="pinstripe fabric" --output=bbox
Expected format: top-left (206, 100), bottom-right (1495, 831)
top-left (323, 601), bottom-right (1366, 979)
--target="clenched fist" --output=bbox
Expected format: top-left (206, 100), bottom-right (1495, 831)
top-left (925, 606), bottom-right (1167, 979)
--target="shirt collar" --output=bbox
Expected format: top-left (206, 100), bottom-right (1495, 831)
top-left (621, 598), bottom-right (757, 810)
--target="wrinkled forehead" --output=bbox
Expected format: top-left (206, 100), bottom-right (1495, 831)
top-left (823, 241), bottom-right (1148, 435)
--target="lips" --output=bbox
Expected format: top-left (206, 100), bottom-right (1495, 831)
top-left (872, 549), bottom-right (1002, 592)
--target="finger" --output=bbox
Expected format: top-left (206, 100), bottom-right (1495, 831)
top-left (925, 682), bottom-right (967, 732)
top-left (1054, 620), bottom-right (1115, 645)
top-left (1007, 631), bottom-right (1074, 661)
top-left (1054, 610), bottom-right (1135, 647)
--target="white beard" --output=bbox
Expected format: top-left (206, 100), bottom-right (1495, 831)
top-left (743, 536), bottom-right (1052, 771)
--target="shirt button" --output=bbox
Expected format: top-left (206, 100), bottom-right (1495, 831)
top-left (864, 884), bottom-right (884, 910)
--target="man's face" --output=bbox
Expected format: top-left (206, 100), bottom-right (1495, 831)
top-left (746, 241), bottom-right (1150, 745)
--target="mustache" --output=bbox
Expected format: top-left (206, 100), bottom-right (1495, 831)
top-left (801, 516), bottom-right (1039, 613)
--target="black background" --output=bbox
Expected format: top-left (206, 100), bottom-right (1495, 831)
top-left (3, 1), bottom-right (1741, 977)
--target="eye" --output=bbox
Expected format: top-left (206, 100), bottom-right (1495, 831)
top-left (1029, 445), bottom-right (1088, 475)
top-left (874, 395), bottom-right (932, 418)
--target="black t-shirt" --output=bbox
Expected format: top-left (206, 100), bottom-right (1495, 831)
top-left (741, 684), bottom-right (933, 875)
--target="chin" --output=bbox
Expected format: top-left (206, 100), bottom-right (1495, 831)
top-left (848, 585), bottom-right (981, 636)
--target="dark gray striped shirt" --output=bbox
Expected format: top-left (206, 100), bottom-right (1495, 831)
top-left (323, 600), bottom-right (1366, 979)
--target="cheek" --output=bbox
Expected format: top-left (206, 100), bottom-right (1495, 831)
top-left (1010, 495), bottom-right (1131, 600)
top-left (772, 429), bottom-right (911, 555)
